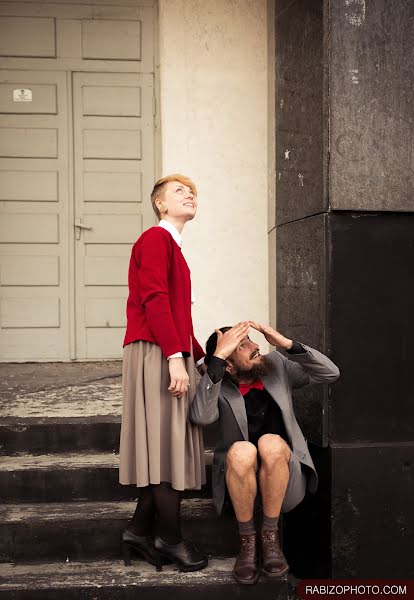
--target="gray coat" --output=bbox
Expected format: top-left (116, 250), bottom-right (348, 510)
top-left (189, 344), bottom-right (340, 515)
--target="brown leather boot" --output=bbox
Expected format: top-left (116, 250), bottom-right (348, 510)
top-left (260, 529), bottom-right (289, 578)
top-left (233, 533), bottom-right (260, 585)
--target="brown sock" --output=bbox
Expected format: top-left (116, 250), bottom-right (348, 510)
top-left (261, 514), bottom-right (279, 532)
top-left (238, 517), bottom-right (256, 536)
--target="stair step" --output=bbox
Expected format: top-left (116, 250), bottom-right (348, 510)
top-left (0, 383), bottom-right (123, 420)
top-left (0, 383), bottom-right (219, 454)
top-left (0, 383), bottom-right (122, 456)
top-left (0, 499), bottom-right (239, 561)
top-left (0, 452), bottom-right (213, 502)
top-left (0, 559), bottom-right (288, 600)
top-left (0, 362), bottom-right (122, 397)
top-left (0, 421), bottom-right (121, 455)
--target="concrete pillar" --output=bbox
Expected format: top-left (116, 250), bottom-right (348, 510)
top-left (274, 0), bottom-right (414, 577)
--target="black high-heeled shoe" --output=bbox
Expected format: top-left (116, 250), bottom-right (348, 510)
top-left (122, 530), bottom-right (167, 571)
top-left (153, 536), bottom-right (208, 572)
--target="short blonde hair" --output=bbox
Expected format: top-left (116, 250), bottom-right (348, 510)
top-left (150, 174), bottom-right (197, 220)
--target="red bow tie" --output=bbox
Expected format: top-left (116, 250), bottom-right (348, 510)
top-left (238, 380), bottom-right (264, 396)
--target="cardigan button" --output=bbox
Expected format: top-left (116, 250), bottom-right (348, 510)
top-left (206, 384), bottom-right (211, 390)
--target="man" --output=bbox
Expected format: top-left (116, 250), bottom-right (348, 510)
top-left (189, 321), bottom-right (339, 584)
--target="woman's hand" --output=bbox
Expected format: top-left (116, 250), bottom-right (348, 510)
top-left (168, 357), bottom-right (190, 398)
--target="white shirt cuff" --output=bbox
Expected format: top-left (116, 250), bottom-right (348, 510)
top-left (196, 357), bottom-right (205, 366)
top-left (167, 352), bottom-right (183, 360)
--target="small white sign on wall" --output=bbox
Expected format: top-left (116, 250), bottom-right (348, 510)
top-left (13, 88), bottom-right (32, 102)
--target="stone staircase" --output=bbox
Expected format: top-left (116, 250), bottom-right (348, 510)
top-left (0, 363), bottom-right (289, 599)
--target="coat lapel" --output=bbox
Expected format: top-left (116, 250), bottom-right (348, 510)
top-left (221, 378), bottom-right (249, 440)
top-left (262, 369), bottom-right (289, 412)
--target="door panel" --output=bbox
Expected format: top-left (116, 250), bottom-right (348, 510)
top-left (0, 17), bottom-right (56, 58)
top-left (0, 170), bottom-right (58, 201)
top-left (72, 71), bottom-right (154, 359)
top-left (0, 83), bottom-right (57, 114)
top-left (81, 19), bottom-right (141, 61)
top-left (0, 127), bottom-right (58, 158)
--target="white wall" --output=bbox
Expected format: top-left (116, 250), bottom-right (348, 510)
top-left (158, 0), bottom-right (269, 352)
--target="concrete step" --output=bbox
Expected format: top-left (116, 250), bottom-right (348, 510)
top-left (0, 559), bottom-right (288, 600)
top-left (0, 383), bottom-right (219, 454)
top-left (0, 382), bottom-right (122, 456)
top-left (0, 452), bottom-right (213, 503)
top-left (0, 500), bottom-right (240, 562)
top-left (0, 420), bottom-right (121, 455)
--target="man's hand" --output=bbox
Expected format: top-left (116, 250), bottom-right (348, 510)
top-left (214, 321), bottom-right (251, 360)
top-left (249, 321), bottom-right (293, 350)
top-left (168, 357), bottom-right (190, 397)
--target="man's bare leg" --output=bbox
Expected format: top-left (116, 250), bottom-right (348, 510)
top-left (226, 441), bottom-right (260, 585)
top-left (226, 441), bottom-right (258, 522)
top-left (257, 434), bottom-right (290, 517)
top-left (257, 433), bottom-right (290, 577)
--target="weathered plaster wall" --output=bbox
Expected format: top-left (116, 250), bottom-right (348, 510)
top-left (158, 0), bottom-right (268, 350)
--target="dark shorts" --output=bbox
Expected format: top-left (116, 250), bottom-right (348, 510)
top-left (281, 450), bottom-right (307, 513)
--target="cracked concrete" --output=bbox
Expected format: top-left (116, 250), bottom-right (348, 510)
top-left (0, 558), bottom-right (241, 588)
top-left (0, 362), bottom-right (123, 421)
top-left (0, 362), bottom-right (122, 403)
top-left (0, 450), bottom-right (213, 471)
top-left (0, 499), bottom-right (215, 523)
top-left (0, 451), bottom-right (119, 471)
top-left (0, 383), bottom-right (122, 419)
top-left (0, 501), bottom-right (136, 523)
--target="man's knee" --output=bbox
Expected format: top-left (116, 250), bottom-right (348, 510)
top-left (257, 434), bottom-right (290, 466)
top-left (226, 441), bottom-right (257, 475)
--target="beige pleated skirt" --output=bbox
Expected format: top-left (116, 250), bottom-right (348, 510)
top-left (119, 341), bottom-right (206, 491)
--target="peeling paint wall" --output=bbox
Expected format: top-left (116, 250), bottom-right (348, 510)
top-left (158, 0), bottom-right (268, 349)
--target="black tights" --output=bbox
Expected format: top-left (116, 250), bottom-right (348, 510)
top-left (128, 482), bottom-right (182, 545)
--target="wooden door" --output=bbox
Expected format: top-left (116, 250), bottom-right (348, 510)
top-left (72, 72), bottom-right (155, 359)
top-left (0, 70), bottom-right (71, 360)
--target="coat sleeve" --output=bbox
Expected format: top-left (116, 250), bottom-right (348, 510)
top-left (281, 343), bottom-right (340, 389)
top-left (136, 228), bottom-right (182, 358)
top-left (189, 372), bottom-right (221, 425)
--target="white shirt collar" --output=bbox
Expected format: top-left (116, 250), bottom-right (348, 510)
top-left (158, 220), bottom-right (182, 248)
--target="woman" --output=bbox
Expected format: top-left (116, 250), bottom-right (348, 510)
top-left (119, 174), bottom-right (207, 572)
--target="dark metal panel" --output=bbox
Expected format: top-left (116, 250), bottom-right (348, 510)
top-left (283, 444), bottom-right (331, 578)
top-left (329, 0), bottom-right (414, 211)
top-left (330, 212), bottom-right (414, 443)
top-left (332, 445), bottom-right (414, 577)
top-left (275, 0), bottom-right (326, 225)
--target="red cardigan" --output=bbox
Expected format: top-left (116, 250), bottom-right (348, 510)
top-left (123, 226), bottom-right (205, 361)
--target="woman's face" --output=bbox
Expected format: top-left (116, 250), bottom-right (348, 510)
top-left (157, 181), bottom-right (197, 221)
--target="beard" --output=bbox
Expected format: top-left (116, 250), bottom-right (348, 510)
top-left (231, 356), bottom-right (272, 382)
